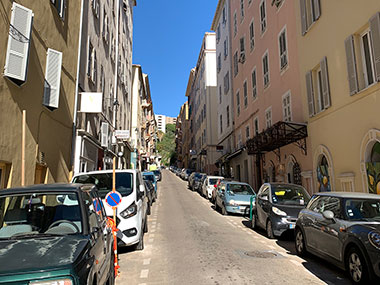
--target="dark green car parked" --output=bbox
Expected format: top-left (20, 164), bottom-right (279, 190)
top-left (0, 183), bottom-right (115, 285)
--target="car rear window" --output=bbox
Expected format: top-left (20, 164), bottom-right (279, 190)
top-left (143, 174), bottom-right (155, 182)
top-left (209, 178), bottom-right (219, 185)
top-left (73, 172), bottom-right (133, 198)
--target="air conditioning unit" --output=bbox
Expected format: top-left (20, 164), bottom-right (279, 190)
top-left (239, 52), bottom-right (246, 63)
top-left (101, 122), bottom-right (109, 147)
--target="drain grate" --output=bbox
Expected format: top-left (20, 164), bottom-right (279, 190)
top-left (244, 251), bottom-right (279, 258)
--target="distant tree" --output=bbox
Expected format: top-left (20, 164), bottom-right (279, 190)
top-left (157, 124), bottom-right (176, 165)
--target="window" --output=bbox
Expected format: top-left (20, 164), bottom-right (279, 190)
top-left (51, 0), bottom-right (66, 19)
top-left (91, 0), bottom-right (100, 18)
top-left (265, 107), bottom-right (272, 128)
top-left (224, 38), bottom-right (228, 59)
top-left (219, 86), bottom-right (222, 104)
top-left (234, 51), bottom-right (239, 76)
top-left (236, 91), bottom-right (241, 116)
top-left (220, 115), bottom-right (223, 134)
top-left (249, 20), bottom-right (255, 51)
top-left (279, 27), bottom-right (288, 70)
top-left (4, 3), bottom-right (33, 83)
top-left (282, 92), bottom-right (292, 122)
top-left (260, 0), bottom-right (266, 34)
top-left (240, 37), bottom-right (246, 64)
top-left (361, 30), bottom-right (375, 87)
top-left (243, 81), bottom-right (248, 108)
top-left (224, 71), bottom-right (230, 94)
top-left (222, 7), bottom-right (227, 24)
top-left (254, 117), bottom-right (259, 135)
top-left (240, 0), bottom-right (245, 21)
top-left (306, 57), bottom-right (331, 117)
top-left (87, 41), bottom-right (93, 76)
top-left (251, 67), bottom-right (257, 99)
top-left (234, 12), bottom-right (237, 36)
top-left (262, 51), bottom-right (270, 87)
top-left (217, 24), bottom-right (221, 42)
top-left (103, 10), bottom-right (109, 43)
top-left (227, 106), bottom-right (230, 127)
top-left (217, 53), bottom-right (221, 73)
top-left (300, 0), bottom-right (321, 35)
top-left (246, 125), bottom-right (250, 139)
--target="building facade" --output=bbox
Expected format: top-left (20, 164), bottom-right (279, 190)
top-left (296, 0), bottom-right (380, 194)
top-left (155, 114), bottom-right (166, 133)
top-left (0, 1), bottom-right (81, 187)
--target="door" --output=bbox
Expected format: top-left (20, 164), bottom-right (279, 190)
top-left (256, 185), bottom-right (270, 228)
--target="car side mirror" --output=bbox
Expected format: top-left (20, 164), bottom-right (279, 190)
top-left (322, 210), bottom-right (335, 221)
top-left (139, 184), bottom-right (145, 193)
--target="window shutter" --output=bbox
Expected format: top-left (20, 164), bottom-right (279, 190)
top-left (320, 57), bottom-right (331, 108)
top-left (101, 122), bottom-right (109, 147)
top-left (43, 49), bottom-right (62, 109)
top-left (369, 12), bottom-right (380, 82)
top-left (300, 0), bottom-right (307, 35)
top-left (306, 71), bottom-right (315, 117)
top-left (344, 35), bottom-right (359, 95)
top-left (4, 3), bottom-right (33, 83)
top-left (312, 0), bottom-right (321, 21)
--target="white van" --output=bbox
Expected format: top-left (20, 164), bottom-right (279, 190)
top-left (202, 176), bottom-right (224, 199)
top-left (72, 169), bottom-right (148, 250)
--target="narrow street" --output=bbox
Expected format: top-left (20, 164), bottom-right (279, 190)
top-left (117, 170), bottom-right (351, 285)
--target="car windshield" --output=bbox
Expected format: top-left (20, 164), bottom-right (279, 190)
top-left (344, 198), bottom-right (380, 221)
top-left (228, 184), bottom-right (255, 195)
top-left (185, 170), bottom-right (192, 174)
top-left (73, 172), bottom-right (133, 198)
top-left (209, 178), bottom-right (220, 185)
top-left (143, 174), bottom-right (155, 183)
top-left (195, 173), bottom-right (203, 179)
top-left (0, 192), bottom-right (83, 239)
top-left (271, 184), bottom-right (311, 206)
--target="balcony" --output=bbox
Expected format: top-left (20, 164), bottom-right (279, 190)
top-left (141, 99), bottom-right (151, 108)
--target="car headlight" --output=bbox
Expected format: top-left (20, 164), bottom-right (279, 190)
top-left (120, 202), bottom-right (137, 218)
top-left (368, 231), bottom-right (380, 249)
top-left (272, 206), bottom-right (287, 216)
top-left (30, 279), bottom-right (73, 285)
top-left (228, 200), bottom-right (237, 206)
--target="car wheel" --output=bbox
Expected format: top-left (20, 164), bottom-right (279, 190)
top-left (135, 231), bottom-right (144, 251)
top-left (250, 213), bottom-right (256, 230)
top-left (147, 204), bottom-right (151, 215)
top-left (295, 228), bottom-right (307, 257)
top-left (346, 247), bottom-right (369, 284)
top-left (222, 204), bottom-right (228, 216)
top-left (144, 219), bottom-right (148, 233)
top-left (266, 220), bottom-right (274, 239)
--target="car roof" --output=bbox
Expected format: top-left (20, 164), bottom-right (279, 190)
top-left (264, 182), bottom-right (306, 187)
top-left (315, 192), bottom-right (380, 199)
top-left (208, 176), bottom-right (224, 179)
top-left (73, 169), bottom-right (138, 177)
top-left (0, 183), bottom-right (94, 196)
top-left (223, 181), bottom-right (251, 186)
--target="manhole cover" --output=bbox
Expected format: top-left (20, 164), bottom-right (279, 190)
top-left (244, 251), bottom-right (278, 258)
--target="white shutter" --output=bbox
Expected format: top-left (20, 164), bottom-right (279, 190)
top-left (101, 122), bottom-right (109, 147)
top-left (320, 57), bottom-right (331, 109)
top-left (370, 12), bottom-right (380, 82)
top-left (312, 0), bottom-right (321, 21)
top-left (4, 3), bottom-right (33, 83)
top-left (344, 35), bottom-right (358, 95)
top-left (43, 49), bottom-right (62, 109)
top-left (300, 0), bottom-right (307, 35)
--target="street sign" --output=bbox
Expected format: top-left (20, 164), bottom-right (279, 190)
top-left (115, 130), bottom-right (130, 139)
top-left (105, 191), bottom-right (122, 208)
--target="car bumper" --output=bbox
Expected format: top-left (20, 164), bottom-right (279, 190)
top-left (271, 216), bottom-right (297, 236)
top-left (115, 218), bottom-right (142, 247)
top-left (207, 188), bottom-right (214, 198)
top-left (226, 205), bottom-right (249, 215)
top-left (367, 248), bottom-right (380, 278)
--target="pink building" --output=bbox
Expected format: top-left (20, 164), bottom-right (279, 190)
top-left (229, 0), bottom-right (313, 192)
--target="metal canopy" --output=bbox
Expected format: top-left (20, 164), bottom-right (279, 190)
top-left (246, 121), bottom-right (308, 155)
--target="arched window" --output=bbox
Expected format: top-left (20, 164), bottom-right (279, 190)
top-left (366, 142), bottom-right (380, 194)
top-left (317, 155), bottom-right (331, 192)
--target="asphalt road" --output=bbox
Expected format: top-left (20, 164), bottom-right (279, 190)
top-left (116, 170), bottom-right (351, 285)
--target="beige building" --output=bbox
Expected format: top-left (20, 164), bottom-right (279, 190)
top-left (175, 102), bottom-right (189, 169)
top-left (0, 1), bottom-right (81, 187)
top-left (296, 0), bottom-right (380, 194)
top-left (166, 116), bottom-right (177, 125)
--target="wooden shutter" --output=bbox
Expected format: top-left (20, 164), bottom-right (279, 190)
top-left (43, 49), bottom-right (62, 109)
top-left (4, 3), bottom-right (33, 83)
top-left (369, 12), bottom-right (380, 82)
top-left (344, 35), bottom-right (358, 95)
top-left (320, 57), bottom-right (331, 108)
top-left (306, 71), bottom-right (315, 117)
top-left (300, 0), bottom-right (307, 35)
top-left (101, 122), bottom-right (109, 147)
top-left (312, 0), bottom-right (321, 21)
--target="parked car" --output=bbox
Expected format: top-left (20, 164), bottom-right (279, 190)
top-left (0, 183), bottom-right (114, 285)
top-left (202, 176), bottom-right (224, 199)
top-left (194, 174), bottom-right (207, 193)
top-left (153, 170), bottom-right (162, 181)
top-left (144, 180), bottom-right (155, 215)
top-left (214, 181), bottom-right (256, 215)
top-left (180, 169), bottom-right (193, 180)
top-left (295, 192), bottom-right (380, 284)
top-left (188, 172), bottom-right (203, 191)
top-left (72, 169), bottom-right (148, 250)
top-left (142, 171), bottom-right (158, 195)
top-left (251, 183), bottom-right (311, 239)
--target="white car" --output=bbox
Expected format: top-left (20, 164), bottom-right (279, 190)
top-left (72, 169), bottom-right (148, 250)
top-left (202, 176), bottom-right (224, 199)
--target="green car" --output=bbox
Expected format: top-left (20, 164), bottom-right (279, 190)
top-left (0, 183), bottom-right (115, 285)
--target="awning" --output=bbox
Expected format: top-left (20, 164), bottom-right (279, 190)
top-left (226, 148), bottom-right (244, 160)
top-left (246, 121), bottom-right (308, 155)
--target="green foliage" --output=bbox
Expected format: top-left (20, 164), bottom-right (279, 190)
top-left (157, 124), bottom-right (176, 166)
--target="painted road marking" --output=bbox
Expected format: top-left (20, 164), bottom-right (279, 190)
top-left (140, 269), bottom-right (149, 278)
top-left (143, 258), bottom-right (151, 265)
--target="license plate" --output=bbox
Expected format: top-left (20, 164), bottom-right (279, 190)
top-left (289, 223), bottom-right (295, 229)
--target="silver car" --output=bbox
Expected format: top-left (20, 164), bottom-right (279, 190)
top-left (295, 192), bottom-right (380, 284)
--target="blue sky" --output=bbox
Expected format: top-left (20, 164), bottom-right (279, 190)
top-left (133, 0), bottom-right (219, 118)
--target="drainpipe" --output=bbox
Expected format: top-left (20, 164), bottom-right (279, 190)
top-left (70, 0), bottom-right (84, 178)
top-left (113, 0), bottom-right (121, 161)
